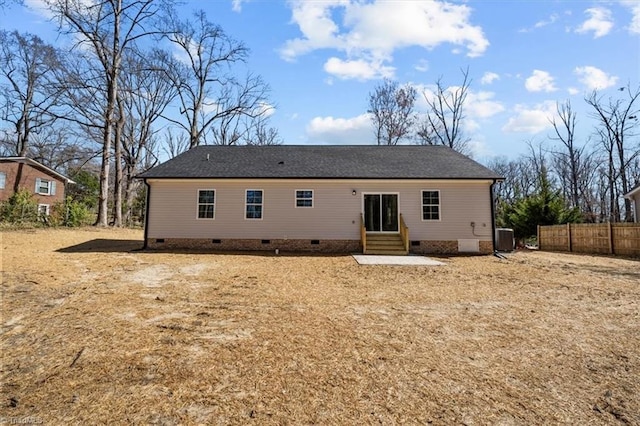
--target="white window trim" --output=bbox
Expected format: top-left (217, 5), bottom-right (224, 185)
top-left (38, 204), bottom-right (50, 216)
top-left (0, 171), bottom-right (6, 189)
top-left (294, 189), bottom-right (314, 208)
top-left (196, 189), bottom-right (216, 220)
top-left (421, 189), bottom-right (441, 222)
top-left (36, 178), bottom-right (53, 195)
top-left (245, 189), bottom-right (264, 220)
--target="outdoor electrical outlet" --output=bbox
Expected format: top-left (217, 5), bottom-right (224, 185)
top-left (470, 222), bottom-right (475, 227)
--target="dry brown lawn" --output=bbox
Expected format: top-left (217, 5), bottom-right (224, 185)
top-left (1, 228), bottom-right (639, 425)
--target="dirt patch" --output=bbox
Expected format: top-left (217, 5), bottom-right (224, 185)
top-left (1, 228), bottom-right (639, 424)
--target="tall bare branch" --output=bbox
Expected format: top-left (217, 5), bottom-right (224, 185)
top-left (44, 0), bottom-right (164, 226)
top-left (585, 85), bottom-right (640, 222)
top-left (419, 67), bottom-right (471, 154)
top-left (0, 31), bottom-right (63, 156)
top-left (367, 79), bottom-right (416, 145)
top-left (161, 10), bottom-right (271, 148)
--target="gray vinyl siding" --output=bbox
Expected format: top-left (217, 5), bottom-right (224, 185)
top-left (146, 179), bottom-right (494, 241)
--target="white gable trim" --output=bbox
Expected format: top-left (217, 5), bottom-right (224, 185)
top-left (1, 157), bottom-right (75, 184)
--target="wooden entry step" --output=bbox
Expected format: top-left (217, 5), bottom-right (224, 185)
top-left (364, 233), bottom-right (408, 255)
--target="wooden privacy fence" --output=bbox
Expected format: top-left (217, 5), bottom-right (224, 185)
top-left (538, 223), bottom-right (640, 257)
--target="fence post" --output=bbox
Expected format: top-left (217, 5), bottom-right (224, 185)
top-left (608, 222), bottom-right (614, 254)
top-left (567, 223), bottom-right (572, 252)
top-left (537, 225), bottom-right (541, 250)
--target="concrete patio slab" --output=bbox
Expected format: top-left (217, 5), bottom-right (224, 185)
top-left (352, 255), bottom-right (445, 266)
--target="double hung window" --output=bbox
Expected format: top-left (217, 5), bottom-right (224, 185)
top-left (422, 190), bottom-right (440, 221)
top-left (295, 190), bottom-right (313, 208)
top-left (246, 190), bottom-right (263, 219)
top-left (35, 178), bottom-right (55, 195)
top-left (197, 190), bottom-right (215, 219)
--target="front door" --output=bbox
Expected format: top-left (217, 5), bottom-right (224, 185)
top-left (364, 194), bottom-right (398, 232)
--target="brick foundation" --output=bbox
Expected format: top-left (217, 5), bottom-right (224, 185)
top-left (147, 238), bottom-right (493, 255)
top-left (410, 240), bottom-right (493, 255)
top-left (147, 238), bottom-right (361, 253)
top-left (479, 240), bottom-right (493, 253)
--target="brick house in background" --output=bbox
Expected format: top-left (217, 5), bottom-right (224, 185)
top-left (0, 157), bottom-right (75, 215)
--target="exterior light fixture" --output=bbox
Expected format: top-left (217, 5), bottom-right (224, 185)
top-left (352, 190), bottom-right (357, 196)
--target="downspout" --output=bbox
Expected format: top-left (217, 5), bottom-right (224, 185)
top-left (142, 179), bottom-right (151, 250)
top-left (490, 179), bottom-right (498, 253)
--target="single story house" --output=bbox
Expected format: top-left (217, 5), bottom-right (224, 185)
top-left (624, 183), bottom-right (640, 223)
top-left (0, 157), bottom-right (75, 215)
top-left (139, 145), bottom-right (503, 254)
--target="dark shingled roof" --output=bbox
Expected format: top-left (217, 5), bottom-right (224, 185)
top-left (139, 145), bottom-right (503, 180)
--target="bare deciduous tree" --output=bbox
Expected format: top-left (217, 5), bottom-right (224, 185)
top-left (0, 31), bottom-right (63, 156)
top-left (118, 50), bottom-right (176, 224)
top-left (27, 126), bottom-right (96, 171)
top-left (585, 85), bottom-right (640, 222)
top-left (243, 113), bottom-right (282, 146)
top-left (45, 0), bottom-right (163, 226)
top-left (548, 100), bottom-right (597, 214)
top-left (0, 0), bottom-right (23, 9)
top-left (418, 67), bottom-right (471, 154)
top-left (208, 101), bottom-right (279, 146)
top-left (161, 10), bottom-right (270, 149)
top-left (368, 79), bottom-right (416, 145)
top-left (161, 127), bottom-right (190, 159)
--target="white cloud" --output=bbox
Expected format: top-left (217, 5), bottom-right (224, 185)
top-left (415, 85), bottom-right (503, 143)
top-left (414, 59), bottom-right (429, 73)
top-left (281, 1), bottom-right (488, 80)
top-left (576, 7), bottom-right (614, 38)
top-left (202, 99), bottom-right (221, 114)
top-left (279, 0), bottom-right (344, 61)
top-left (203, 100), bottom-right (273, 118)
top-left (460, 91), bottom-right (505, 138)
top-left (620, 0), bottom-right (640, 34)
top-left (467, 137), bottom-right (491, 159)
top-left (535, 13), bottom-right (559, 29)
top-left (519, 13), bottom-right (560, 32)
top-left (231, 0), bottom-right (249, 13)
top-left (632, 8), bottom-right (640, 34)
top-left (502, 101), bottom-right (557, 134)
top-left (525, 70), bottom-right (557, 93)
top-left (480, 72), bottom-right (500, 85)
top-left (574, 66), bottom-right (618, 90)
top-left (568, 87), bottom-right (580, 95)
top-left (416, 84), bottom-right (504, 120)
top-left (466, 91), bottom-right (505, 119)
top-left (323, 57), bottom-right (394, 81)
top-left (255, 102), bottom-right (275, 118)
top-left (172, 40), bottom-right (203, 65)
top-left (306, 113), bottom-right (373, 144)
top-left (24, 0), bottom-right (54, 18)
top-left (27, 0), bottom-right (98, 20)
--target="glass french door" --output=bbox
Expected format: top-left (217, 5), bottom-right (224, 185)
top-left (364, 194), bottom-right (398, 232)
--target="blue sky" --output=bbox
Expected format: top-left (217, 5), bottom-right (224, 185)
top-left (2, 0), bottom-right (639, 161)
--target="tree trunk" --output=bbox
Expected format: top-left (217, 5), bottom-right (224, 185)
top-left (113, 99), bottom-right (124, 227)
top-left (95, 0), bottom-right (122, 227)
top-left (123, 170), bottom-right (137, 226)
top-left (96, 116), bottom-right (113, 226)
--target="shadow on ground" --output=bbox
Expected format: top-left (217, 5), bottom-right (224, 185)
top-left (56, 241), bottom-right (353, 257)
top-left (57, 239), bottom-right (144, 253)
top-left (560, 263), bottom-right (640, 280)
